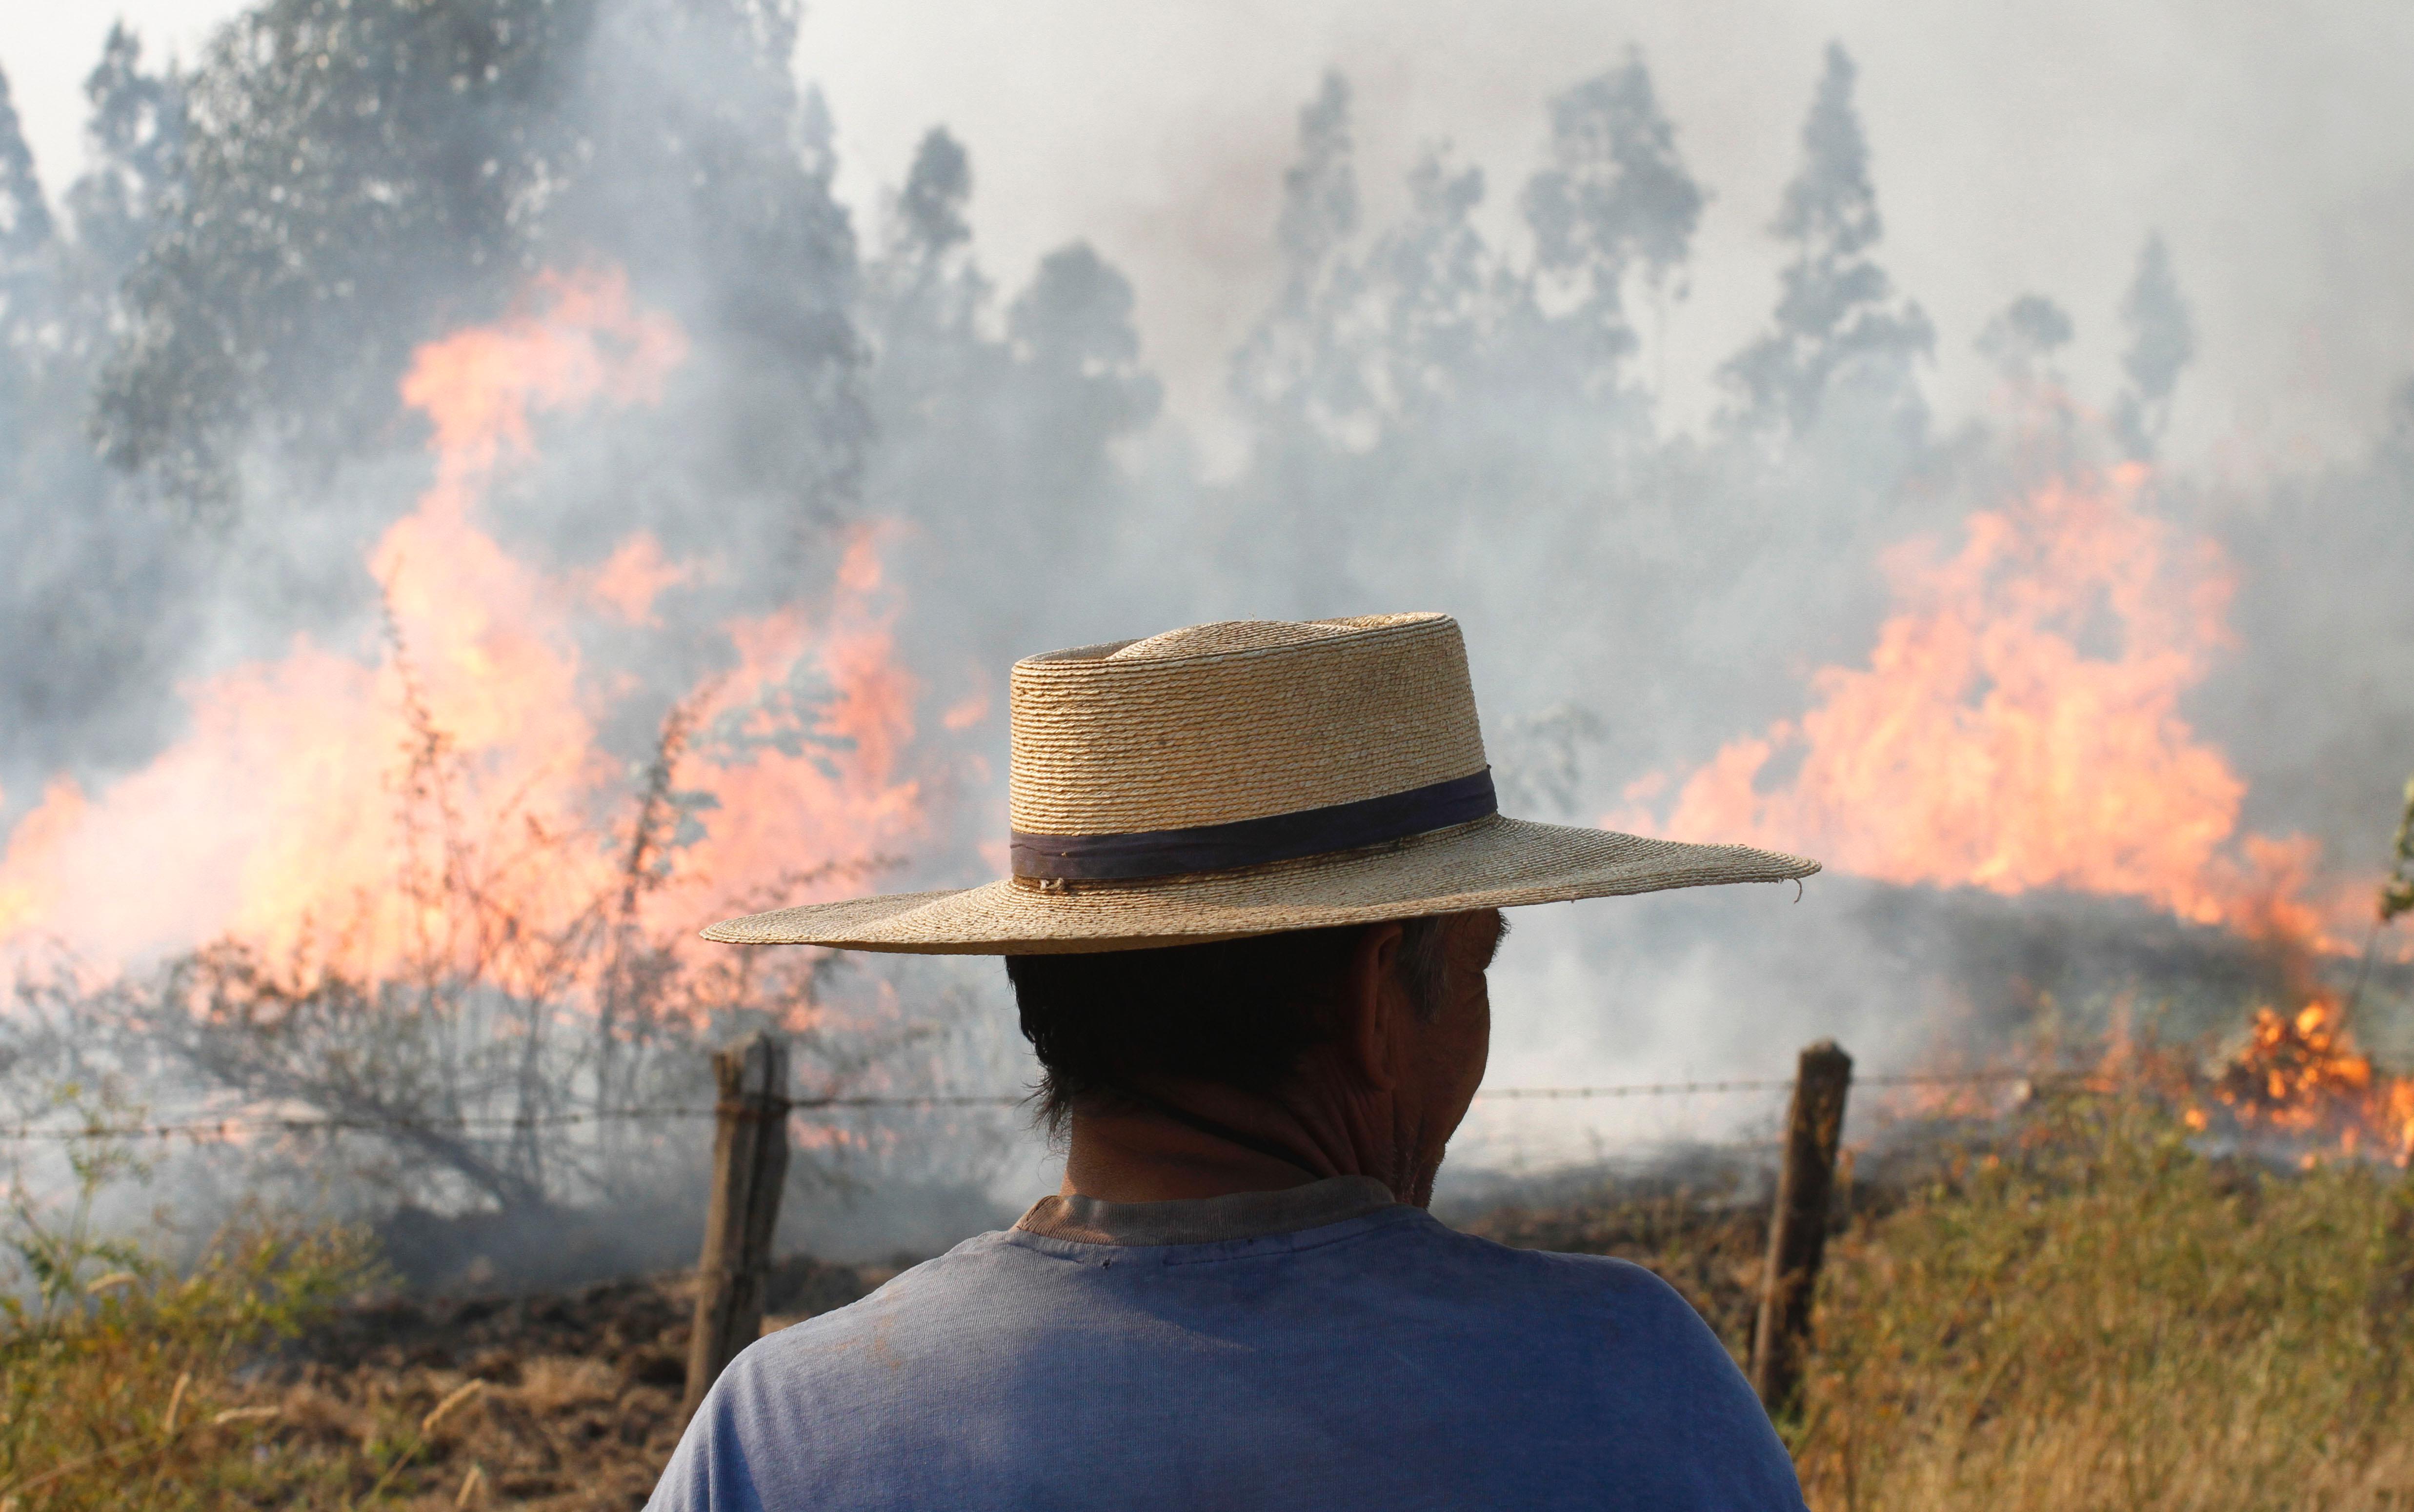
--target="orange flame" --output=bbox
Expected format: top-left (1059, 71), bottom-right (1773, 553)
top-left (1621, 464), bottom-right (2344, 947)
top-left (1622, 460), bottom-right (2413, 1159)
top-left (583, 533), bottom-right (698, 625)
top-left (0, 268), bottom-right (922, 992)
top-left (2207, 1001), bottom-right (2414, 1164)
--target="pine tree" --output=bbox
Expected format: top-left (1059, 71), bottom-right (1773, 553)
top-left (0, 38), bottom-right (203, 791)
top-left (867, 127), bottom-right (986, 360)
top-left (92, 0), bottom-right (590, 508)
top-left (561, 0), bottom-right (863, 530)
top-left (0, 60), bottom-right (54, 348)
top-left (2112, 232), bottom-right (2193, 459)
top-left (1273, 72), bottom-right (1358, 317)
top-left (1363, 145), bottom-right (1491, 419)
top-left (859, 130), bottom-right (1167, 662)
top-left (1975, 293), bottom-right (2074, 388)
top-left (1218, 72), bottom-right (1380, 616)
top-left (1518, 52), bottom-right (1703, 399)
top-left (0, 60), bottom-right (56, 469)
top-left (1720, 42), bottom-right (1931, 437)
top-left (63, 24), bottom-right (185, 288)
top-left (1231, 72), bottom-right (1368, 432)
top-left (860, 125), bottom-right (988, 497)
top-left (1009, 244), bottom-right (1157, 431)
top-left (897, 128), bottom-right (973, 270)
top-left (0, 64), bottom-right (54, 271)
top-left (1004, 242), bottom-right (1161, 532)
top-left (92, 0), bottom-right (864, 521)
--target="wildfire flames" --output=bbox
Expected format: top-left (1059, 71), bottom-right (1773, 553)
top-left (1623, 464), bottom-right (2341, 940)
top-left (1620, 462), bottom-right (2412, 1162)
top-left (2203, 1003), bottom-right (2414, 1164)
top-left (0, 266), bottom-right (2404, 1161)
top-left (0, 268), bottom-right (924, 1000)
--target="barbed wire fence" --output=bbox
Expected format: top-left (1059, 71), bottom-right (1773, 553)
top-left (0, 1068), bottom-right (2068, 1144)
top-left (0, 1043), bottom-right (2186, 1415)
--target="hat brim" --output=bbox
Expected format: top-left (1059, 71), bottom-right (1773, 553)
top-left (698, 815), bottom-right (1818, 955)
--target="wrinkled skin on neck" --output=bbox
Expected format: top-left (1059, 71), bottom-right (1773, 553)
top-left (1060, 909), bottom-right (1506, 1209)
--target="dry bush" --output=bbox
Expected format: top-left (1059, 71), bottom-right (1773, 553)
top-left (2, 674), bottom-right (924, 1232)
top-left (108, 683), bottom-right (852, 1217)
top-left (0, 1216), bottom-right (374, 1509)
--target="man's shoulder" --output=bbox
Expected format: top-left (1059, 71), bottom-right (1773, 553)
top-left (776, 1213), bottom-right (1694, 1329)
top-left (750, 1227), bottom-right (1025, 1354)
top-left (1417, 1220), bottom-right (1674, 1284)
top-left (1394, 1214), bottom-right (1714, 1314)
top-left (723, 1211), bottom-right (1734, 1413)
top-left (731, 1212), bottom-right (1699, 1379)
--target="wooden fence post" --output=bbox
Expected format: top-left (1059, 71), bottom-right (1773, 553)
top-left (1750, 1038), bottom-right (1853, 1415)
top-left (681, 1032), bottom-right (790, 1423)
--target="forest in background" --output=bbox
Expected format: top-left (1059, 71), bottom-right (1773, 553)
top-left (1, 0), bottom-right (2412, 1267)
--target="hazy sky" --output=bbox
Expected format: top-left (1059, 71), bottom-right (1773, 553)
top-left (12, 0), bottom-right (2414, 470)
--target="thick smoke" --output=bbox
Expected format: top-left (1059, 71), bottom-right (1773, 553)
top-left (1, 0), bottom-right (2410, 1255)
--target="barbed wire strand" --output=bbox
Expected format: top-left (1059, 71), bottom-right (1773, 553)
top-left (0, 1068), bottom-right (2074, 1143)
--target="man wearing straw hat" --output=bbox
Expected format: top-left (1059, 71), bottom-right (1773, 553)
top-left (651, 614), bottom-right (1816, 1511)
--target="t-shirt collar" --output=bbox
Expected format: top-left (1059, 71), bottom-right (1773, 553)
top-left (1013, 1176), bottom-right (1399, 1247)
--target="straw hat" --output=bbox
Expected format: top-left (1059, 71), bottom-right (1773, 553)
top-left (703, 613), bottom-right (1817, 955)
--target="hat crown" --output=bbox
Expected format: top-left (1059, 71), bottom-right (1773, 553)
top-left (703, 608), bottom-right (1817, 953)
top-left (1008, 613), bottom-right (1487, 837)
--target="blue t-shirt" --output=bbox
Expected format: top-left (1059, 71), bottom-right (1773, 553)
top-left (650, 1177), bottom-right (1805, 1511)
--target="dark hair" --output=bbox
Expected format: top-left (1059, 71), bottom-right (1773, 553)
top-left (1006, 916), bottom-right (1452, 1135)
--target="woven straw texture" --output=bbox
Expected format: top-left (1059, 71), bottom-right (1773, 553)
top-left (1008, 613), bottom-right (1483, 834)
top-left (701, 612), bottom-right (1820, 954)
top-left (702, 814), bottom-right (1818, 954)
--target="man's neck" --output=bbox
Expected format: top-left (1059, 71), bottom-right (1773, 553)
top-left (1061, 1105), bottom-right (1326, 1202)
top-left (1060, 1078), bottom-right (1432, 1205)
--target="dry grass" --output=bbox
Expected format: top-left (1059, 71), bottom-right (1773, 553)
top-left (0, 1250), bottom-right (869, 1510)
top-left (1469, 1095), bottom-right (2414, 1511)
top-left (11, 1094), bottom-right (2413, 1508)
top-left (0, 1222), bottom-right (376, 1510)
top-left (1794, 1097), bottom-right (2414, 1512)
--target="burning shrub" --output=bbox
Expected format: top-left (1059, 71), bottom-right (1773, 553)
top-left (0, 268), bottom-right (962, 1243)
top-left (0, 609), bottom-right (977, 1291)
top-left (2208, 1002), bottom-right (2414, 1164)
top-left (0, 660), bottom-right (911, 1229)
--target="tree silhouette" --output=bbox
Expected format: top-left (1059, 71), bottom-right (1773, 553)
top-left (866, 127), bottom-right (988, 398)
top-left (62, 24), bottom-right (186, 291)
top-left (93, 0), bottom-right (861, 521)
top-left (0, 39), bottom-right (205, 787)
top-left (2112, 233), bottom-right (2193, 459)
top-left (1721, 42), bottom-right (1931, 438)
top-left (1007, 242), bottom-right (1161, 490)
top-left (0, 60), bottom-right (54, 380)
top-left (0, 64), bottom-right (55, 271)
top-left (1976, 293), bottom-right (2075, 389)
top-left (1364, 145), bottom-right (1491, 420)
top-left (860, 130), bottom-right (1167, 665)
top-left (1519, 52), bottom-right (1704, 400)
top-left (1232, 72), bottom-right (1368, 435)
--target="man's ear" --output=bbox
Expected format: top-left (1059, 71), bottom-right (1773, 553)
top-left (1342, 921), bottom-right (1406, 1092)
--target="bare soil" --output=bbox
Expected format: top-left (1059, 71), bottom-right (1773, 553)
top-left (270, 1255), bottom-right (902, 1509)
